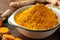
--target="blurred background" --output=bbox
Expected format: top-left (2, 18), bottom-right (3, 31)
top-left (0, 0), bottom-right (10, 13)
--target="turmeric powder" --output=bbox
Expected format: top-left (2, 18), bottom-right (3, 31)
top-left (15, 3), bottom-right (58, 30)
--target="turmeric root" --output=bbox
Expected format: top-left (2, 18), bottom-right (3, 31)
top-left (10, 0), bottom-right (35, 8)
top-left (14, 38), bottom-right (22, 40)
top-left (0, 18), bottom-right (2, 26)
top-left (1, 7), bottom-right (17, 21)
top-left (2, 34), bottom-right (22, 40)
top-left (10, 0), bottom-right (58, 8)
top-left (2, 34), bottom-right (15, 40)
top-left (0, 27), bottom-right (9, 34)
top-left (36, 0), bottom-right (58, 4)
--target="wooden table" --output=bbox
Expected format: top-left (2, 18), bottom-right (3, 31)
top-left (0, 0), bottom-right (60, 40)
top-left (0, 0), bottom-right (10, 13)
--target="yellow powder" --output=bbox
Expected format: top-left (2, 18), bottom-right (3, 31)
top-left (15, 3), bottom-right (58, 30)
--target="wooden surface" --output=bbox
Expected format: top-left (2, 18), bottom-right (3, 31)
top-left (0, 0), bottom-right (10, 13)
top-left (0, 0), bottom-right (60, 40)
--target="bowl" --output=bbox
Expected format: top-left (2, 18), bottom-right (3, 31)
top-left (8, 5), bottom-right (60, 39)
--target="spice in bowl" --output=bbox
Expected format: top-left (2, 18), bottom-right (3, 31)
top-left (14, 3), bottom-right (58, 30)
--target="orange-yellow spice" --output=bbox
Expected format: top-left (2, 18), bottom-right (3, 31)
top-left (15, 3), bottom-right (58, 30)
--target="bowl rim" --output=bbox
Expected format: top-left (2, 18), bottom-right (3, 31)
top-left (15, 24), bottom-right (59, 32)
top-left (12, 5), bottom-right (60, 32)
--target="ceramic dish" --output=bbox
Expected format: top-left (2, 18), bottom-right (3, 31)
top-left (8, 5), bottom-right (60, 39)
